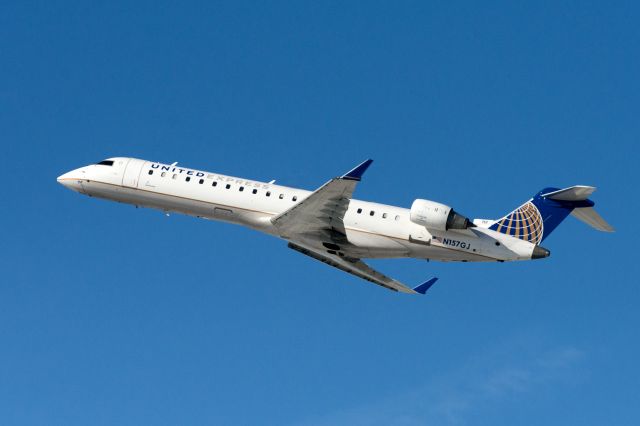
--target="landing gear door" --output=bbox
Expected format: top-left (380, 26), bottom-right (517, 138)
top-left (122, 159), bottom-right (146, 188)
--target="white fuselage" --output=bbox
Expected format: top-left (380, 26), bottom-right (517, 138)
top-left (57, 157), bottom-right (540, 262)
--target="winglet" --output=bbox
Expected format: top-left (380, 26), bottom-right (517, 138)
top-left (412, 277), bottom-right (438, 295)
top-left (342, 159), bottom-right (373, 181)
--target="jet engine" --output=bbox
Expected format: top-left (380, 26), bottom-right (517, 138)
top-left (409, 199), bottom-right (473, 231)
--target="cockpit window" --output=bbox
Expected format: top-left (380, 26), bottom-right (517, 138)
top-left (96, 160), bottom-right (114, 166)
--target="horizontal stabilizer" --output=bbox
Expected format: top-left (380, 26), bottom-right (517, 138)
top-left (571, 207), bottom-right (614, 232)
top-left (413, 277), bottom-right (438, 295)
top-left (541, 185), bottom-right (596, 201)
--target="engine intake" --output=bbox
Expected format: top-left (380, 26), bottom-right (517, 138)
top-left (410, 199), bottom-right (473, 231)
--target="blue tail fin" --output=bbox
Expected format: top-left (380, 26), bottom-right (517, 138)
top-left (489, 186), bottom-right (597, 243)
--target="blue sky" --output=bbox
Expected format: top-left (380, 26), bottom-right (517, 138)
top-left (1, 1), bottom-right (639, 424)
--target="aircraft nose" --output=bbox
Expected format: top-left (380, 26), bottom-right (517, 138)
top-left (56, 172), bottom-right (70, 183)
top-left (57, 170), bottom-right (76, 185)
top-left (57, 169), bottom-right (86, 192)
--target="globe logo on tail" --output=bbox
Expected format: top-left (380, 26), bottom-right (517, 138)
top-left (493, 202), bottom-right (544, 244)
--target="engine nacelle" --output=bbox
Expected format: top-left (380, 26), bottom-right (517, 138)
top-left (410, 199), bottom-right (473, 231)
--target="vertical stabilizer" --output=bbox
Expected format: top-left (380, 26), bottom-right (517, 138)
top-left (489, 186), bottom-right (611, 243)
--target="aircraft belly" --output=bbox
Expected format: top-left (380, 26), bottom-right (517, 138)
top-left (318, 227), bottom-right (495, 261)
top-left (417, 245), bottom-right (494, 262)
top-left (347, 236), bottom-right (494, 262)
top-left (343, 229), bottom-right (410, 258)
top-left (80, 181), bottom-right (275, 232)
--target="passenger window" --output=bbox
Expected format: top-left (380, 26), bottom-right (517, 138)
top-left (266, 191), bottom-right (271, 197)
top-left (279, 194), bottom-right (284, 199)
top-left (226, 184), bottom-right (231, 189)
top-left (239, 186), bottom-right (244, 192)
top-left (395, 215), bottom-right (400, 221)
top-left (292, 196), bottom-right (297, 202)
top-left (252, 189), bottom-right (258, 194)
top-left (357, 208), bottom-right (362, 214)
top-left (212, 181), bottom-right (217, 187)
top-left (382, 213), bottom-right (388, 218)
top-left (370, 211), bottom-right (375, 216)
top-left (199, 179), bottom-right (204, 184)
top-left (161, 172), bottom-right (166, 177)
top-left (185, 177), bottom-right (191, 182)
top-left (172, 174), bottom-right (177, 179)
top-left (148, 170), bottom-right (153, 175)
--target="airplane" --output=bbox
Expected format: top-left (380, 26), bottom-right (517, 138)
top-left (57, 157), bottom-right (614, 295)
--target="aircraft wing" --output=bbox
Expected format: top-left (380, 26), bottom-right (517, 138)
top-left (288, 242), bottom-right (437, 294)
top-left (271, 159), bottom-right (373, 239)
top-left (274, 160), bottom-right (438, 295)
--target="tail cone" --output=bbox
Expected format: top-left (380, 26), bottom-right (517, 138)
top-left (531, 246), bottom-right (551, 259)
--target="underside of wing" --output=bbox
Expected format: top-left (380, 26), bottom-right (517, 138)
top-left (288, 242), bottom-right (437, 295)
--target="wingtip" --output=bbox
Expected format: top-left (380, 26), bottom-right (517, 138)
top-left (413, 277), bottom-right (438, 295)
top-left (342, 159), bottom-right (374, 181)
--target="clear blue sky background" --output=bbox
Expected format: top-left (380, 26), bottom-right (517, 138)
top-left (1, 1), bottom-right (638, 425)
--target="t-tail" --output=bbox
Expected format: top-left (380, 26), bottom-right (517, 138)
top-left (488, 185), bottom-right (614, 245)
